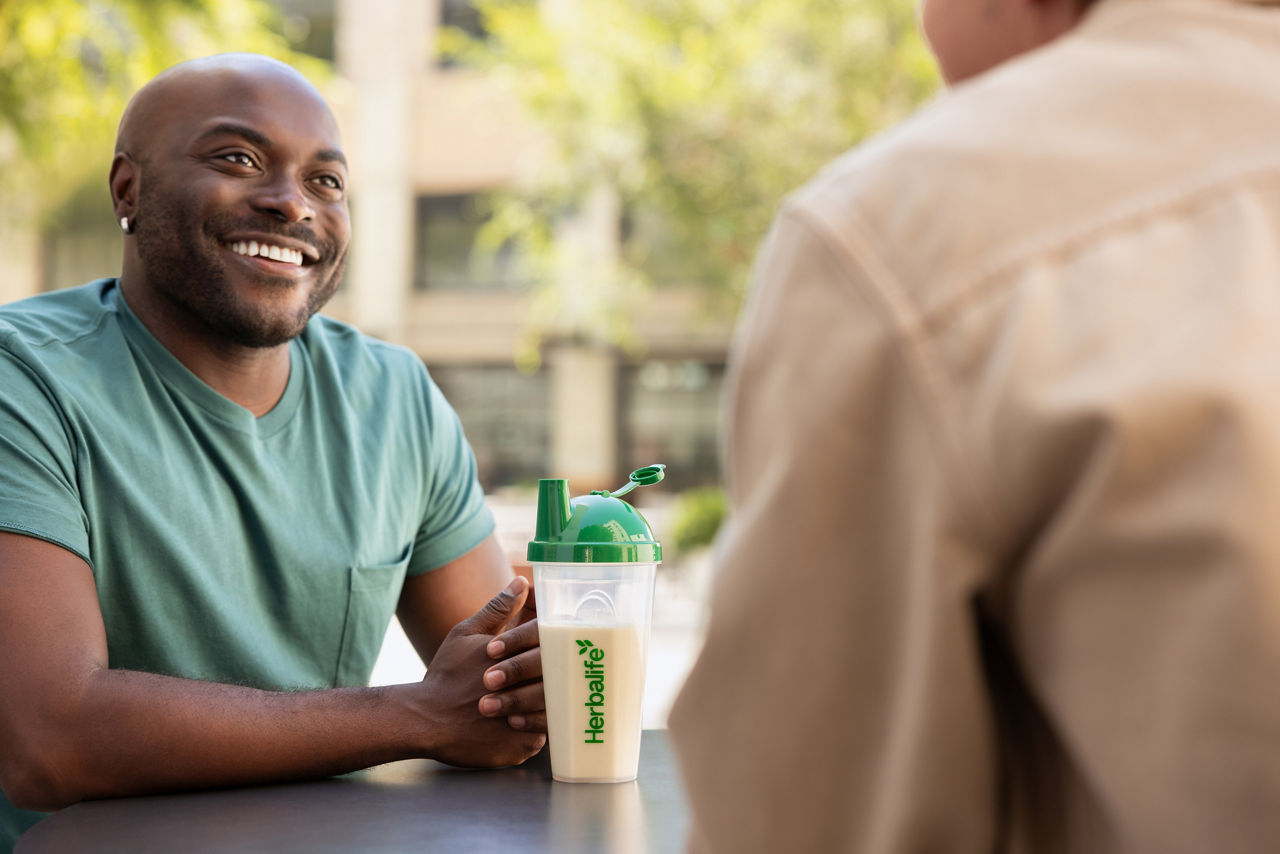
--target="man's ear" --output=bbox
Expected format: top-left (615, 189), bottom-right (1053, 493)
top-left (109, 153), bottom-right (137, 222)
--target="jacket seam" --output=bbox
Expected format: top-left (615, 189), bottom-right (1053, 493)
top-left (926, 157), bottom-right (1280, 334)
top-left (784, 203), bottom-right (1004, 550)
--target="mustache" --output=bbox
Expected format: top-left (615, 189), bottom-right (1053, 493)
top-left (205, 214), bottom-right (341, 261)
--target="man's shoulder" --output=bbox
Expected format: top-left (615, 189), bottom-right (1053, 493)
top-left (779, 52), bottom-right (1079, 314)
top-left (784, 0), bottom-right (1280, 316)
top-left (0, 279), bottom-right (118, 350)
top-left (301, 312), bottom-right (429, 386)
top-left (783, 34), bottom-right (1107, 306)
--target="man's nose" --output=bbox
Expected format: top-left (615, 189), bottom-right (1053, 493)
top-left (251, 174), bottom-right (315, 223)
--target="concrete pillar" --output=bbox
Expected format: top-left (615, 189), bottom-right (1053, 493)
top-left (549, 341), bottom-right (618, 492)
top-left (545, 181), bottom-right (624, 490)
top-left (533, 0), bottom-right (624, 489)
top-left (335, 0), bottom-right (431, 341)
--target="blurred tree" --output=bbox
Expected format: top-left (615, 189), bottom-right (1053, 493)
top-left (0, 0), bottom-right (323, 224)
top-left (446, 0), bottom-right (940, 353)
top-left (669, 484), bottom-right (728, 556)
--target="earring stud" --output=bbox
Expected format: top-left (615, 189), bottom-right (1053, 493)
top-left (120, 217), bottom-right (132, 234)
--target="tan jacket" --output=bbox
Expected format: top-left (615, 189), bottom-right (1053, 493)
top-left (669, 1), bottom-right (1280, 851)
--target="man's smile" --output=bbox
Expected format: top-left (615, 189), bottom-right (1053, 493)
top-left (228, 240), bottom-right (304, 266)
top-left (222, 236), bottom-right (321, 270)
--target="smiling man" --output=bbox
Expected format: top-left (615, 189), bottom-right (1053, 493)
top-left (0, 55), bottom-right (545, 850)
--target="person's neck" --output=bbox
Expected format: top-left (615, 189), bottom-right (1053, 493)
top-left (118, 280), bottom-right (291, 418)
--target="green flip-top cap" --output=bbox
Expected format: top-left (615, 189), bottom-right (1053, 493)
top-left (527, 465), bottom-right (666, 563)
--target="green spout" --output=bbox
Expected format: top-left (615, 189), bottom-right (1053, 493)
top-left (528, 467), bottom-right (666, 563)
top-left (535, 478), bottom-right (572, 541)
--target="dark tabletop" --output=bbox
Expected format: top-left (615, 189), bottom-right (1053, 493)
top-left (17, 730), bottom-right (688, 854)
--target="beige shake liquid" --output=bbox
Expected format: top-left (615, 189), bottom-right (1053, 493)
top-left (539, 622), bottom-right (648, 782)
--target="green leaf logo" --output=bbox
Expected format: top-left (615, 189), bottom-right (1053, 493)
top-left (576, 639), bottom-right (594, 655)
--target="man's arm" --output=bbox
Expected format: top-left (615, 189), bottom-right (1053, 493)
top-left (396, 533), bottom-right (523, 662)
top-left (396, 533), bottom-right (546, 734)
top-left (668, 209), bottom-right (999, 851)
top-left (0, 531), bottom-right (545, 812)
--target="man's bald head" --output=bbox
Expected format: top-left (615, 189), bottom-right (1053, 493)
top-left (115, 54), bottom-right (333, 161)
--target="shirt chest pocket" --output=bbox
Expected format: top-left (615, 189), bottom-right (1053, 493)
top-left (334, 543), bottom-right (413, 687)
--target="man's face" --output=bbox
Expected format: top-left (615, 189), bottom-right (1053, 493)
top-left (131, 68), bottom-right (350, 349)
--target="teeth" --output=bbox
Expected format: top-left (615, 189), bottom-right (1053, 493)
top-left (229, 241), bottom-right (304, 266)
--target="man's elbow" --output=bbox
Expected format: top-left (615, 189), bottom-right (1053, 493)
top-left (0, 744), bottom-right (83, 812)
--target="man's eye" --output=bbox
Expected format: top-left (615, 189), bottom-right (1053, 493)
top-left (316, 175), bottom-right (343, 191)
top-left (221, 153), bottom-right (255, 168)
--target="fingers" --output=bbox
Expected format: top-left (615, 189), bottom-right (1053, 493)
top-left (499, 583), bottom-right (537, 633)
top-left (507, 711), bottom-right (547, 732)
top-left (517, 584), bottom-right (537, 622)
top-left (485, 618), bottom-right (540, 659)
top-left (458, 577), bottom-right (529, 636)
top-left (483, 646), bottom-right (542, 691)
top-left (478, 679), bottom-right (546, 720)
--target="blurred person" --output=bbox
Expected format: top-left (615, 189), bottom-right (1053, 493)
top-left (670, 0), bottom-right (1280, 850)
top-left (0, 54), bottom-right (545, 851)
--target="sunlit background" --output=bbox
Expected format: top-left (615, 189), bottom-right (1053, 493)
top-left (0, 0), bottom-right (938, 724)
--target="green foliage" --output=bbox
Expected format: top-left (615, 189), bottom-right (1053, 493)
top-left (668, 485), bottom-right (728, 554)
top-left (446, 0), bottom-right (939, 338)
top-left (0, 0), bottom-right (325, 223)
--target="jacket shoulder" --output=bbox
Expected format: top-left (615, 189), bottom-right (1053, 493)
top-left (785, 2), bottom-right (1280, 320)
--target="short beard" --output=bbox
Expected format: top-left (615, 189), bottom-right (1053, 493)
top-left (133, 180), bottom-right (347, 349)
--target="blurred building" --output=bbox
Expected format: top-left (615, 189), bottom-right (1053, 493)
top-left (10, 0), bottom-right (734, 494)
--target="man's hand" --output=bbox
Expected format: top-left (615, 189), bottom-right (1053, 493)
top-left (416, 577), bottom-right (546, 768)
top-left (0, 531), bottom-right (544, 810)
top-left (482, 601), bottom-right (544, 732)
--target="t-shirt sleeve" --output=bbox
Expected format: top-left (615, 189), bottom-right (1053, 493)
top-left (0, 338), bottom-right (92, 565)
top-left (405, 367), bottom-right (495, 576)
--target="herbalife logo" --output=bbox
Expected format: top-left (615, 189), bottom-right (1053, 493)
top-left (577, 639), bottom-right (606, 744)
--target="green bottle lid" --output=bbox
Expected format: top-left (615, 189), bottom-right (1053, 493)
top-left (526, 465), bottom-right (666, 563)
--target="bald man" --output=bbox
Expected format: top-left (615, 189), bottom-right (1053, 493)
top-left (671, 0), bottom-right (1280, 851)
top-left (0, 55), bottom-right (545, 849)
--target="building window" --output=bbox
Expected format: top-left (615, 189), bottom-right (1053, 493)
top-left (621, 360), bottom-right (725, 490)
top-left (441, 0), bottom-right (487, 40)
top-left (412, 194), bottom-right (525, 292)
top-left (272, 0), bottom-right (337, 62)
top-left (438, 0), bottom-right (536, 67)
top-left (438, 0), bottom-right (487, 68)
top-left (40, 174), bottom-right (119, 292)
top-left (428, 364), bottom-right (550, 491)
top-left (41, 228), bottom-right (119, 293)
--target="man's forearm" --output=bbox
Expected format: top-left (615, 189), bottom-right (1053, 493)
top-left (1, 569), bottom-right (545, 813)
top-left (26, 668), bottom-right (427, 811)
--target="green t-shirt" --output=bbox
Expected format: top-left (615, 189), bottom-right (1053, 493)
top-left (0, 279), bottom-right (495, 848)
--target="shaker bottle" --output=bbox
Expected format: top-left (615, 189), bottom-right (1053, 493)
top-left (529, 464), bottom-right (665, 783)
